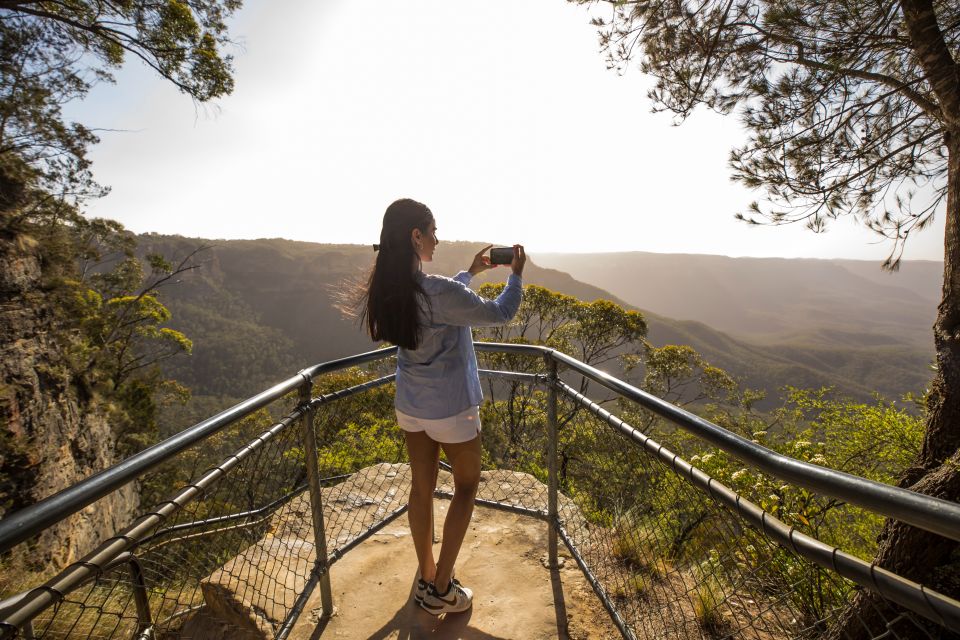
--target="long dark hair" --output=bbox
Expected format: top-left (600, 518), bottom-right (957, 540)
top-left (362, 198), bottom-right (434, 349)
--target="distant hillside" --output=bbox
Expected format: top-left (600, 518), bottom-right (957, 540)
top-left (535, 252), bottom-right (939, 351)
top-left (137, 235), bottom-right (932, 425)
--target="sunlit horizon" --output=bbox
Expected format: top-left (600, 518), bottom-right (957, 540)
top-left (68, 0), bottom-right (946, 264)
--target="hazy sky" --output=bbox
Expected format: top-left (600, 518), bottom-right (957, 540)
top-left (67, 0), bottom-right (945, 262)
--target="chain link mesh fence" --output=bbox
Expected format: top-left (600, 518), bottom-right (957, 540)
top-left (2, 352), bottom-right (959, 640)
top-left (0, 369), bottom-right (403, 640)
top-left (14, 388), bottom-right (307, 640)
top-left (545, 373), bottom-right (956, 640)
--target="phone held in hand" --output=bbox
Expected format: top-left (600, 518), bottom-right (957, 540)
top-left (489, 247), bottom-right (513, 265)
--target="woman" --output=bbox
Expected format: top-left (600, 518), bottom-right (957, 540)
top-left (362, 198), bottom-right (525, 615)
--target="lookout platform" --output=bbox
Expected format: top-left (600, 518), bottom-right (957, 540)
top-left (178, 465), bottom-right (618, 640)
top-left (290, 502), bottom-right (617, 640)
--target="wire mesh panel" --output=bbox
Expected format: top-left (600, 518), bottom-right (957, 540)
top-left (553, 376), bottom-right (957, 640)
top-left (310, 375), bottom-right (410, 560)
top-left (19, 563), bottom-right (146, 640)
top-left (471, 380), bottom-right (551, 514)
top-left (148, 406), bottom-right (310, 638)
top-left (12, 394), bottom-right (308, 640)
top-left (556, 406), bottom-right (821, 639)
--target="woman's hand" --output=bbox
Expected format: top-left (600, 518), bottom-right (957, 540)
top-left (468, 244), bottom-right (495, 276)
top-left (512, 244), bottom-right (526, 277)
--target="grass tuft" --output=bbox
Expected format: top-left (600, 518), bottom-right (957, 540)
top-left (692, 582), bottom-right (728, 637)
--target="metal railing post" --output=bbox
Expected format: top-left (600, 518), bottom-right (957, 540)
top-left (546, 355), bottom-right (559, 569)
top-left (125, 555), bottom-right (152, 637)
top-left (299, 378), bottom-right (333, 618)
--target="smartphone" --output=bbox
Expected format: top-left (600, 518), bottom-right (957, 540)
top-left (489, 247), bottom-right (514, 265)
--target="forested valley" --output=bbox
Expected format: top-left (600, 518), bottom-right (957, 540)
top-left (136, 234), bottom-right (935, 433)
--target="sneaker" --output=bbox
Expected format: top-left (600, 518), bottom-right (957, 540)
top-left (419, 577), bottom-right (473, 615)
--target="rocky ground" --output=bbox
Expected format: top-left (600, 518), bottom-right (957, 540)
top-left (288, 500), bottom-right (620, 640)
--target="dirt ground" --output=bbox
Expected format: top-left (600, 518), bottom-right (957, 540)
top-left (287, 501), bottom-right (622, 640)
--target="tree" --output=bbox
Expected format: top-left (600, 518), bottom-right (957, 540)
top-left (0, 0), bottom-right (240, 416)
top-left (0, 0), bottom-right (239, 208)
top-left (474, 283), bottom-right (647, 473)
top-left (46, 216), bottom-right (199, 454)
top-left (0, 1), bottom-right (239, 573)
top-left (572, 0), bottom-right (960, 633)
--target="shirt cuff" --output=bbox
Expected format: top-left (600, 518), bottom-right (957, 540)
top-left (507, 273), bottom-right (522, 287)
top-left (454, 270), bottom-right (473, 284)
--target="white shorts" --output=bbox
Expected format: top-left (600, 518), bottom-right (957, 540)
top-left (395, 405), bottom-right (481, 444)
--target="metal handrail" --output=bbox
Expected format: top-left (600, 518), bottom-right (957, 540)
top-left (0, 346), bottom-right (399, 555)
top-left (3, 342), bottom-right (958, 557)
top-left (474, 342), bottom-right (960, 543)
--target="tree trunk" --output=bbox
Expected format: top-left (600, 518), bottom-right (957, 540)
top-left (823, 0), bottom-right (960, 634)
top-left (825, 130), bottom-right (960, 640)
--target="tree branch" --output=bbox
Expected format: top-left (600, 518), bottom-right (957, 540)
top-left (730, 18), bottom-right (943, 118)
top-left (899, 0), bottom-right (960, 126)
top-left (794, 41), bottom-right (941, 119)
top-left (9, 4), bottom-right (198, 96)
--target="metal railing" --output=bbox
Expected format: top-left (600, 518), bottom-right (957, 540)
top-left (0, 343), bottom-right (957, 639)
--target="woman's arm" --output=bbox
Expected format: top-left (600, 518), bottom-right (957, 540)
top-left (434, 274), bottom-right (523, 327)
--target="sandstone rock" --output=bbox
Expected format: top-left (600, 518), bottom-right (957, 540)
top-left (196, 462), bottom-right (414, 637)
top-left (177, 605), bottom-right (250, 640)
top-left (200, 536), bottom-right (316, 637)
top-left (0, 238), bottom-right (139, 575)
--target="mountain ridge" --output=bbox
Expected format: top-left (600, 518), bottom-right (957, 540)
top-left (536, 251), bottom-right (938, 350)
top-left (136, 235), bottom-right (932, 419)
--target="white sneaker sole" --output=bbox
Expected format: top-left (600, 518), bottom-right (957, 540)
top-left (419, 582), bottom-right (473, 615)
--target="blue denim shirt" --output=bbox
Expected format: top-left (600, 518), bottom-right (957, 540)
top-left (394, 270), bottom-right (523, 419)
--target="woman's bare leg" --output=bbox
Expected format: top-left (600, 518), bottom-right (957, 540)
top-left (404, 430), bottom-right (441, 582)
top-left (434, 435), bottom-right (481, 592)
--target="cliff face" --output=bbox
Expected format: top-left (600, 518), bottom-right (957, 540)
top-left (0, 236), bottom-right (138, 575)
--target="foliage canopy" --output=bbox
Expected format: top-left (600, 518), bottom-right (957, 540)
top-left (0, 0), bottom-right (240, 204)
top-left (576, 0), bottom-right (959, 266)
